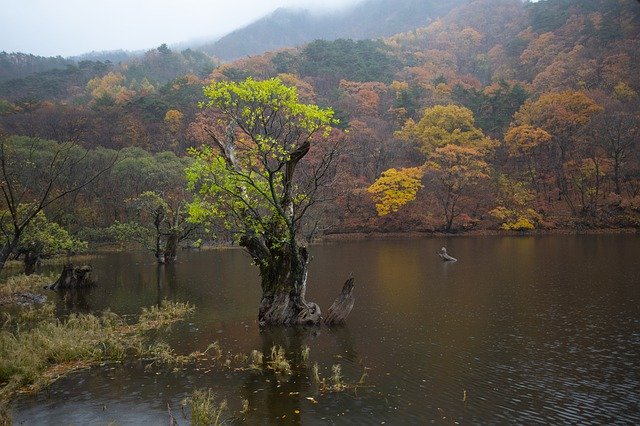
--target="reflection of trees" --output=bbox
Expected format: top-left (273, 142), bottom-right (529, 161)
top-left (327, 325), bottom-right (358, 363)
top-left (154, 263), bottom-right (179, 306)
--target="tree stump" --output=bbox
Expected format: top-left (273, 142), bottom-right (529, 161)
top-left (324, 278), bottom-right (355, 325)
top-left (50, 263), bottom-right (95, 290)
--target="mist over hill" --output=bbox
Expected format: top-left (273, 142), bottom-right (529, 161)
top-left (199, 0), bottom-right (469, 60)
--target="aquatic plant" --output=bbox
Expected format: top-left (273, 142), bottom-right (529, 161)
top-left (249, 349), bottom-right (263, 371)
top-left (188, 388), bottom-right (228, 426)
top-left (301, 345), bottom-right (310, 363)
top-left (267, 345), bottom-right (292, 377)
top-left (330, 364), bottom-right (345, 391)
top-left (311, 362), bottom-right (321, 384)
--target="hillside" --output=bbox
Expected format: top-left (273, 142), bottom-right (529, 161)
top-left (1, 0), bottom-right (639, 239)
top-left (200, 0), bottom-right (468, 60)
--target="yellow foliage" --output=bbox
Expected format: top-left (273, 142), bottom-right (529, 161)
top-left (396, 104), bottom-right (492, 155)
top-left (164, 109), bottom-right (184, 133)
top-left (367, 167), bottom-right (424, 216)
top-left (86, 72), bottom-right (134, 103)
top-left (504, 124), bottom-right (552, 157)
top-left (613, 82), bottom-right (637, 102)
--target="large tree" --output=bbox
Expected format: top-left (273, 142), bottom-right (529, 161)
top-left (187, 78), bottom-right (343, 326)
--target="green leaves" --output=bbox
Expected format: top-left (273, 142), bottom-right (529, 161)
top-left (187, 77), bottom-right (338, 242)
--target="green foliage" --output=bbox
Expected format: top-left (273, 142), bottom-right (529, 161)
top-left (12, 208), bottom-right (87, 259)
top-left (188, 77), bottom-right (337, 242)
top-left (300, 39), bottom-right (397, 83)
top-left (106, 221), bottom-right (149, 245)
top-left (452, 81), bottom-right (529, 136)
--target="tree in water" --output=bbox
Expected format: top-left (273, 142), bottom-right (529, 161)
top-left (10, 207), bottom-right (87, 274)
top-left (128, 191), bottom-right (198, 264)
top-left (187, 77), bottom-right (343, 326)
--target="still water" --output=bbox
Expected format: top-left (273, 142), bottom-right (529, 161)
top-left (12, 235), bottom-right (640, 424)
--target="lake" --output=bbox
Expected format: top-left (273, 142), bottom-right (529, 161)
top-left (12, 235), bottom-right (640, 424)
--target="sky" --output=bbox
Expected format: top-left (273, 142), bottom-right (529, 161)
top-left (0, 0), bottom-right (363, 58)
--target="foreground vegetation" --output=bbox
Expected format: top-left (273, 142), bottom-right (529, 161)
top-left (0, 277), bottom-right (367, 424)
top-left (0, 274), bottom-right (194, 420)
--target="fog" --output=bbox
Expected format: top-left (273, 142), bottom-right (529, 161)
top-left (0, 0), bottom-right (363, 58)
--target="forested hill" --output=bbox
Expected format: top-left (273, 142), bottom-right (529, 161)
top-left (1, 0), bottom-right (639, 239)
top-left (200, 0), bottom-right (469, 60)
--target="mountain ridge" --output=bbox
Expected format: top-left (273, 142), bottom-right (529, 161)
top-left (199, 0), bottom-right (469, 60)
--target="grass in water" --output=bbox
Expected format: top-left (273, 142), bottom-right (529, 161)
top-left (249, 349), bottom-right (263, 371)
top-left (187, 388), bottom-right (228, 426)
top-left (266, 345), bottom-right (292, 378)
top-left (0, 288), bottom-right (195, 405)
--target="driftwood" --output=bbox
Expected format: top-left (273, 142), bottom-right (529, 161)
top-left (324, 278), bottom-right (355, 325)
top-left (437, 247), bottom-right (457, 262)
top-left (49, 263), bottom-right (95, 290)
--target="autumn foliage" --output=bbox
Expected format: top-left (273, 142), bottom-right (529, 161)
top-left (1, 0), bottom-right (639, 240)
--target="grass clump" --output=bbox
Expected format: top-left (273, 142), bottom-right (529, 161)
top-left (266, 345), bottom-right (292, 378)
top-left (187, 388), bottom-right (228, 426)
top-left (0, 299), bottom-right (194, 404)
top-left (249, 349), bottom-right (263, 371)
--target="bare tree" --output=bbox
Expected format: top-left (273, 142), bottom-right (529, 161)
top-left (0, 131), bottom-right (116, 272)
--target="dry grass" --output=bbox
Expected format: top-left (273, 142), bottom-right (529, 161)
top-left (0, 299), bottom-right (194, 404)
top-left (0, 273), bottom-right (52, 299)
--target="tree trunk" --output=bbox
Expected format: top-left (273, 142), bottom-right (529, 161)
top-left (0, 244), bottom-right (12, 273)
top-left (245, 238), bottom-right (322, 326)
top-left (324, 278), bottom-right (355, 325)
top-left (163, 231), bottom-right (179, 264)
top-left (0, 236), bottom-right (20, 273)
top-left (50, 263), bottom-right (95, 290)
top-left (24, 251), bottom-right (41, 275)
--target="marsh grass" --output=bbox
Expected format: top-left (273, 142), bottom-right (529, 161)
top-left (0, 298), bottom-right (194, 404)
top-left (187, 388), bottom-right (228, 426)
top-left (0, 402), bottom-right (10, 426)
top-left (266, 345), bottom-right (292, 378)
top-left (0, 274), bottom-right (52, 298)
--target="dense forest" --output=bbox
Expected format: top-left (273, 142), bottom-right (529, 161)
top-left (1, 0), bottom-right (639, 260)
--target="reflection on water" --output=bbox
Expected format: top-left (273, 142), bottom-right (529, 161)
top-left (12, 236), bottom-right (640, 424)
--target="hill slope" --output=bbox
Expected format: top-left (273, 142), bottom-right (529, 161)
top-left (201, 0), bottom-right (469, 60)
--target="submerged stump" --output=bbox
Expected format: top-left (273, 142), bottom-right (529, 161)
top-left (50, 263), bottom-right (95, 290)
top-left (324, 278), bottom-right (355, 326)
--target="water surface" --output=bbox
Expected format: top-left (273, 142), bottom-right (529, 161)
top-left (12, 235), bottom-right (640, 424)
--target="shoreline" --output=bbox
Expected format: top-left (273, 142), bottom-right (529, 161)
top-left (316, 227), bottom-right (639, 242)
